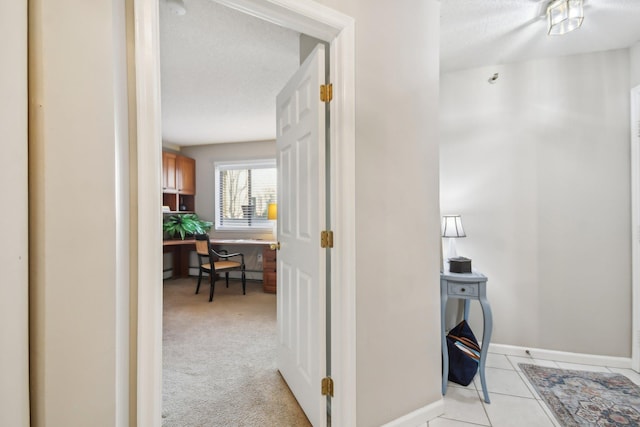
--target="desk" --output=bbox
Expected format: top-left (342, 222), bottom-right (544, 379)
top-left (163, 238), bottom-right (278, 293)
top-left (440, 270), bottom-right (493, 403)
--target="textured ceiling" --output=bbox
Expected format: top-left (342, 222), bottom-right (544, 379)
top-left (159, 0), bottom-right (300, 146)
top-left (160, 0), bottom-right (640, 146)
top-left (441, 0), bottom-right (640, 72)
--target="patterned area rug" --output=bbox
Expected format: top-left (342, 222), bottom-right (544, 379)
top-left (520, 363), bottom-right (640, 427)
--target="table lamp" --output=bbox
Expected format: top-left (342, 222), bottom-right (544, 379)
top-left (442, 214), bottom-right (471, 273)
top-left (267, 203), bottom-right (277, 237)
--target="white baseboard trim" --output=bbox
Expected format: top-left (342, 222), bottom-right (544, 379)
top-left (489, 343), bottom-right (632, 370)
top-left (381, 398), bottom-right (444, 427)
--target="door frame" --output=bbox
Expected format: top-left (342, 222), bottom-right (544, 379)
top-left (632, 84), bottom-right (640, 372)
top-left (132, 0), bottom-right (357, 425)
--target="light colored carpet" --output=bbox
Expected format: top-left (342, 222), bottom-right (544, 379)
top-left (162, 278), bottom-right (311, 427)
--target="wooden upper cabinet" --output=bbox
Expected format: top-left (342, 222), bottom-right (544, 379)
top-left (162, 152), bottom-right (177, 192)
top-left (162, 151), bottom-right (195, 195)
top-left (162, 151), bottom-right (196, 211)
top-left (177, 155), bottom-right (195, 195)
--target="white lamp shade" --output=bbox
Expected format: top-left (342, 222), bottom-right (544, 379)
top-left (442, 215), bottom-right (466, 238)
top-left (547, 0), bottom-right (583, 36)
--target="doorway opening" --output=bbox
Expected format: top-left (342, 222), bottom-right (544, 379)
top-left (159, 3), bottom-right (313, 422)
top-left (160, 0), bottom-right (328, 425)
top-left (133, 0), bottom-right (356, 425)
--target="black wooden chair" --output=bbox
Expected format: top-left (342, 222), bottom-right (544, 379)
top-left (194, 234), bottom-right (246, 302)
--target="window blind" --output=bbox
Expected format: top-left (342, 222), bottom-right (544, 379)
top-left (215, 160), bottom-right (277, 229)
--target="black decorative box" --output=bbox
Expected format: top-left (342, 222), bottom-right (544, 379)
top-left (449, 257), bottom-right (472, 273)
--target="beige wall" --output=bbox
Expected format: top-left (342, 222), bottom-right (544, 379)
top-left (316, 1), bottom-right (443, 425)
top-left (29, 0), bottom-right (130, 425)
top-left (441, 49), bottom-right (631, 357)
top-left (0, 0), bottom-right (29, 426)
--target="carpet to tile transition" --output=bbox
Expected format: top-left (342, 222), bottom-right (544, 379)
top-left (520, 363), bottom-right (640, 427)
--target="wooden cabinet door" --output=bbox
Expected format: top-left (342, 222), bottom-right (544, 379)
top-left (177, 156), bottom-right (195, 195)
top-left (263, 246), bottom-right (277, 293)
top-left (162, 152), bottom-right (177, 192)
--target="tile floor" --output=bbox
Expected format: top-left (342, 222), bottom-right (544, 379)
top-left (426, 352), bottom-right (640, 426)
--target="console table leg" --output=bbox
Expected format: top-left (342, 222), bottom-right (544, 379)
top-left (479, 296), bottom-right (493, 403)
top-left (441, 285), bottom-right (449, 396)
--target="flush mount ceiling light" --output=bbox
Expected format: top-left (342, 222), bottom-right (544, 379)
top-left (547, 0), bottom-right (584, 36)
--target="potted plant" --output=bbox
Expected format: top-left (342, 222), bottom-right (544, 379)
top-left (163, 213), bottom-right (213, 240)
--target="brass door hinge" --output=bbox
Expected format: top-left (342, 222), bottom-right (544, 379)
top-left (321, 376), bottom-right (334, 397)
top-left (320, 230), bottom-right (334, 248)
top-left (320, 84), bottom-right (333, 103)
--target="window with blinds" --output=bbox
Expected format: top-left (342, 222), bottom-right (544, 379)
top-left (214, 159), bottom-right (277, 230)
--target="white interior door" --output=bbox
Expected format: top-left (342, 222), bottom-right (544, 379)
top-left (276, 44), bottom-right (327, 426)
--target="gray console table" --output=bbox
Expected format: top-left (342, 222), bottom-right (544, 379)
top-left (440, 270), bottom-right (493, 403)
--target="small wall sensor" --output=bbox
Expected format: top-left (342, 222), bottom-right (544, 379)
top-left (166, 0), bottom-right (187, 15)
top-left (488, 73), bottom-right (499, 84)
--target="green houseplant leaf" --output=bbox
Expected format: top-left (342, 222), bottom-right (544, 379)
top-left (163, 213), bottom-right (213, 240)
